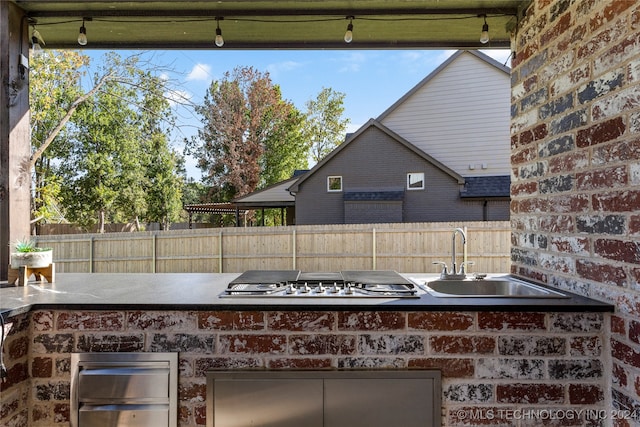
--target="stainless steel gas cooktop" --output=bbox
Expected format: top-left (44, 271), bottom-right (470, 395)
top-left (220, 270), bottom-right (419, 298)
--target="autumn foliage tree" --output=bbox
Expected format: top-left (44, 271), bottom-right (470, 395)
top-left (187, 66), bottom-right (307, 203)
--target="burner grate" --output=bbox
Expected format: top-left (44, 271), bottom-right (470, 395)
top-left (221, 270), bottom-right (419, 298)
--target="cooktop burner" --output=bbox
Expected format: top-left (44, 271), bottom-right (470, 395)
top-left (220, 270), bottom-right (419, 298)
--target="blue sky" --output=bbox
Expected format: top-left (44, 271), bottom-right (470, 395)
top-left (87, 49), bottom-right (511, 178)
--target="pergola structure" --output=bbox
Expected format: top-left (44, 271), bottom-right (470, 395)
top-left (1, 0), bottom-right (529, 280)
top-left (183, 203), bottom-right (247, 228)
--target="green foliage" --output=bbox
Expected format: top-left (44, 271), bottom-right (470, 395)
top-left (261, 102), bottom-right (308, 187)
top-left (11, 238), bottom-right (51, 252)
top-left (61, 71), bottom-right (137, 231)
top-left (303, 87), bottom-right (351, 163)
top-left (137, 72), bottom-right (184, 230)
top-left (29, 52), bottom-right (351, 231)
top-left (12, 238), bottom-right (36, 253)
top-left (32, 174), bottom-right (63, 224)
top-left (30, 50), bottom-right (88, 152)
top-left (30, 50), bottom-right (89, 225)
top-left (29, 51), bottom-right (185, 232)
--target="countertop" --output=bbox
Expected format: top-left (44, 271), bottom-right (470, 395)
top-left (0, 273), bottom-right (614, 318)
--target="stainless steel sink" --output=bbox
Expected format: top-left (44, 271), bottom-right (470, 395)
top-left (423, 277), bottom-right (568, 298)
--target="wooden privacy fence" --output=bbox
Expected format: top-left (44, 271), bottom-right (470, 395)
top-left (35, 221), bottom-right (511, 274)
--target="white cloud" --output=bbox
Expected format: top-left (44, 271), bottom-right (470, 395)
top-left (398, 51), bottom-right (427, 62)
top-left (337, 52), bottom-right (369, 73)
top-left (435, 50), bottom-right (457, 64)
top-left (186, 63), bottom-right (212, 81)
top-left (346, 122), bottom-right (364, 134)
top-left (165, 89), bottom-right (193, 107)
top-left (392, 51), bottom-right (442, 74)
top-left (267, 60), bottom-right (304, 76)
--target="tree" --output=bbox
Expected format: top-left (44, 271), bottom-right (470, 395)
top-left (144, 143), bottom-right (184, 230)
top-left (30, 51), bottom-right (184, 232)
top-left (187, 66), bottom-right (307, 202)
top-left (261, 104), bottom-right (308, 187)
top-left (61, 73), bottom-right (140, 232)
top-left (30, 50), bottom-right (89, 228)
top-left (303, 87), bottom-right (350, 163)
top-left (137, 72), bottom-right (184, 230)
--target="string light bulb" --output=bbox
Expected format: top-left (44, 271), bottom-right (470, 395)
top-left (31, 36), bottom-right (42, 54)
top-left (215, 18), bottom-right (224, 47)
top-left (31, 27), bottom-right (45, 56)
top-left (344, 16), bottom-right (354, 43)
top-left (78, 19), bottom-right (88, 46)
top-left (480, 15), bottom-right (489, 44)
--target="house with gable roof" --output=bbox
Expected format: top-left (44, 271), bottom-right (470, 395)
top-left (234, 50), bottom-right (511, 225)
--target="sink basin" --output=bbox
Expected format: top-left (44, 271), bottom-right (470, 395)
top-left (423, 277), bottom-right (568, 298)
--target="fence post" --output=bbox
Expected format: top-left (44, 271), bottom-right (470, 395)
top-left (292, 229), bottom-right (297, 270)
top-left (372, 228), bottom-right (376, 270)
top-left (152, 234), bottom-right (157, 273)
top-left (218, 231), bottom-right (223, 273)
top-left (89, 237), bottom-right (94, 273)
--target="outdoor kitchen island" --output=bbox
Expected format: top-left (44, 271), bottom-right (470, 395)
top-left (1, 273), bottom-right (614, 426)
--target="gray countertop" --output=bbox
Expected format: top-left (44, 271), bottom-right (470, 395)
top-left (0, 273), bottom-right (613, 318)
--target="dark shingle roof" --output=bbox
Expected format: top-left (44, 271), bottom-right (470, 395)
top-left (461, 176), bottom-right (510, 198)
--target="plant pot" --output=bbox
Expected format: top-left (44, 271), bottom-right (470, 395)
top-left (10, 250), bottom-right (53, 269)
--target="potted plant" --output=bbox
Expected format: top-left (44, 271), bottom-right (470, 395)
top-left (10, 238), bottom-right (53, 269)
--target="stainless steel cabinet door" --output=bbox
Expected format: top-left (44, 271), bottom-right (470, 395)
top-left (207, 371), bottom-right (441, 427)
top-left (212, 379), bottom-right (323, 427)
top-left (324, 378), bottom-right (436, 427)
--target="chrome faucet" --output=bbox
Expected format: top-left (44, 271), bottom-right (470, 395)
top-left (433, 228), bottom-right (473, 280)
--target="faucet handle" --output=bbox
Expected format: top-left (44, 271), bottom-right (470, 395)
top-left (432, 261), bottom-right (449, 276)
top-left (459, 261), bottom-right (475, 275)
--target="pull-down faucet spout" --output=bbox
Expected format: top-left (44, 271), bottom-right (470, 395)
top-left (433, 228), bottom-right (473, 280)
top-left (451, 227), bottom-right (466, 276)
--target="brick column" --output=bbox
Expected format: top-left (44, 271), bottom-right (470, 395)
top-left (510, 0), bottom-right (640, 416)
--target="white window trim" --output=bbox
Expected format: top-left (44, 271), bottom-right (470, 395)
top-left (327, 176), bottom-right (343, 192)
top-left (407, 172), bottom-right (425, 190)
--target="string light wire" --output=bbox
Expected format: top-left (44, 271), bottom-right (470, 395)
top-left (30, 13), bottom-right (513, 44)
top-left (30, 14), bottom-right (513, 27)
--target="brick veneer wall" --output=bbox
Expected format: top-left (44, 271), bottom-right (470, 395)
top-left (0, 313), bottom-right (31, 427)
top-left (1, 309), bottom-right (606, 426)
top-left (510, 0), bottom-right (640, 421)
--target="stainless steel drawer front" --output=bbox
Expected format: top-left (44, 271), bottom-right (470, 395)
top-left (79, 404), bottom-right (169, 427)
top-left (71, 353), bottom-right (178, 427)
top-left (78, 367), bottom-right (170, 400)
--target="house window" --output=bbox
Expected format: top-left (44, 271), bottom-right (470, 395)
top-left (328, 176), bottom-right (342, 192)
top-left (407, 173), bottom-right (424, 190)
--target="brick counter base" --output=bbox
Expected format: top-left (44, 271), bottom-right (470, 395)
top-left (1, 309), bottom-right (607, 426)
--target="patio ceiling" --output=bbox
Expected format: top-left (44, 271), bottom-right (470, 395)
top-left (13, 0), bottom-right (530, 50)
